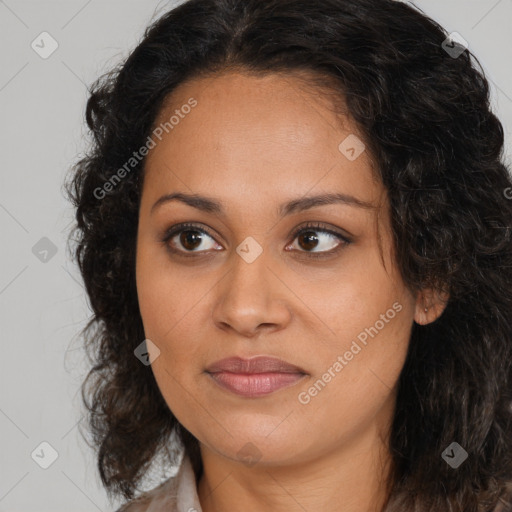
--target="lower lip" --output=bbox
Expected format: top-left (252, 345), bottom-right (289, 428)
top-left (207, 371), bottom-right (306, 397)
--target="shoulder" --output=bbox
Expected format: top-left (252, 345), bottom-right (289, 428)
top-left (113, 452), bottom-right (200, 512)
top-left (115, 476), bottom-right (179, 512)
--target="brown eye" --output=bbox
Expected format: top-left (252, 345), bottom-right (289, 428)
top-left (297, 231), bottom-right (322, 251)
top-left (179, 230), bottom-right (204, 251)
top-left (162, 223), bottom-right (221, 255)
top-left (289, 224), bottom-right (350, 255)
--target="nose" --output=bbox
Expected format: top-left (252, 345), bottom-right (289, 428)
top-left (212, 246), bottom-right (292, 338)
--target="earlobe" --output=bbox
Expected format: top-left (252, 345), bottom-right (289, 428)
top-left (414, 287), bottom-right (450, 325)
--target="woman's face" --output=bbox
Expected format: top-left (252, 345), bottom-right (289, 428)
top-left (136, 71), bottom-right (428, 467)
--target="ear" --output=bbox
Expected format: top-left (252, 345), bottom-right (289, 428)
top-left (414, 287), bottom-right (450, 325)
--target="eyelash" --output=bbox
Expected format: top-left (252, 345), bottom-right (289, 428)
top-left (160, 221), bottom-right (352, 260)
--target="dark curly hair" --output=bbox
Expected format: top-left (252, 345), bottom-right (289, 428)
top-left (63, 0), bottom-right (512, 510)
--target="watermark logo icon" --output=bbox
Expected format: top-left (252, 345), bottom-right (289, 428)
top-left (134, 339), bottom-right (161, 365)
top-left (31, 441), bottom-right (59, 469)
top-left (442, 32), bottom-right (468, 59)
top-left (236, 237), bottom-right (263, 264)
top-left (236, 442), bottom-right (262, 467)
top-left (339, 134), bottom-right (366, 161)
top-left (32, 237), bottom-right (58, 263)
top-left (442, 442), bottom-right (468, 468)
top-left (31, 32), bottom-right (59, 59)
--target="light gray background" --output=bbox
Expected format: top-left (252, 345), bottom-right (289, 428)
top-left (1, 1), bottom-right (511, 511)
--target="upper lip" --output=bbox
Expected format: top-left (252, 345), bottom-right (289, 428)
top-left (205, 356), bottom-right (307, 374)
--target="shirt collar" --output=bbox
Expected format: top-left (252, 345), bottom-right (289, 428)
top-left (175, 452), bottom-right (203, 512)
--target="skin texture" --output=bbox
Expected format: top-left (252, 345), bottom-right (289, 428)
top-left (135, 71), bottom-right (448, 512)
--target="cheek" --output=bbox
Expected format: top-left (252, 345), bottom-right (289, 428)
top-left (135, 246), bottom-right (207, 371)
top-left (295, 256), bottom-right (413, 410)
top-left (295, 311), bottom-right (412, 447)
top-left (300, 256), bottom-right (406, 344)
top-left (136, 241), bottom-right (196, 340)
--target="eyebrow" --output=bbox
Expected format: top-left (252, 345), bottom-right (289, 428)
top-left (150, 191), bottom-right (377, 217)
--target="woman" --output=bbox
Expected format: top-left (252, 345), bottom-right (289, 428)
top-left (64, 0), bottom-right (512, 510)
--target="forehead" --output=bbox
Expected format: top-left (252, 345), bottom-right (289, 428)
top-left (142, 71), bottom-right (385, 213)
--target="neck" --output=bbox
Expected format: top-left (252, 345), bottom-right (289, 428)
top-left (197, 420), bottom-right (394, 512)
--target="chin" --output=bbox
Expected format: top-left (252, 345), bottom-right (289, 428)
top-left (199, 428), bottom-right (314, 468)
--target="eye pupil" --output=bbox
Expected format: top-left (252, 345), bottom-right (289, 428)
top-left (180, 230), bottom-right (202, 250)
top-left (299, 231), bottom-right (319, 251)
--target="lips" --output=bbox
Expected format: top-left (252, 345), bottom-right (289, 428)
top-left (205, 356), bottom-right (308, 397)
top-left (205, 356), bottom-right (306, 374)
